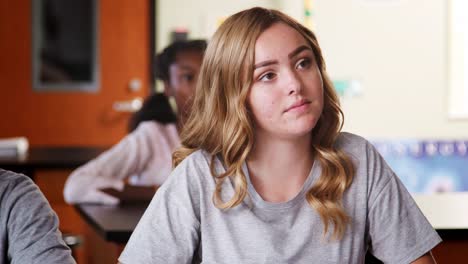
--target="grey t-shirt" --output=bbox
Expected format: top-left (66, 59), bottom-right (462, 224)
top-left (0, 169), bottom-right (75, 264)
top-left (119, 132), bottom-right (441, 264)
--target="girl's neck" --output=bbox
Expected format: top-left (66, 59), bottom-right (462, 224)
top-left (246, 133), bottom-right (314, 202)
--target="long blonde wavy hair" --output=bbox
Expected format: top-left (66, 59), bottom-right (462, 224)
top-left (173, 7), bottom-right (355, 240)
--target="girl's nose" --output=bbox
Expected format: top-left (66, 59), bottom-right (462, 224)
top-left (286, 70), bottom-right (302, 96)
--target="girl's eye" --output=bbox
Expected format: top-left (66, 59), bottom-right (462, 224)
top-left (181, 74), bottom-right (194, 82)
top-left (296, 58), bottom-right (311, 70)
top-left (259, 72), bottom-right (276, 82)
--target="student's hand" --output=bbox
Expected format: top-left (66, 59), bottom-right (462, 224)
top-left (64, 176), bottom-right (124, 205)
top-left (83, 188), bottom-right (121, 205)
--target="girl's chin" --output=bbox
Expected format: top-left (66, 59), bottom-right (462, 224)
top-left (280, 124), bottom-right (317, 139)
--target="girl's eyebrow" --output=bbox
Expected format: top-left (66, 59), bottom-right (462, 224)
top-left (254, 60), bottom-right (277, 70)
top-left (288, 45), bottom-right (312, 59)
top-left (254, 45), bottom-right (313, 70)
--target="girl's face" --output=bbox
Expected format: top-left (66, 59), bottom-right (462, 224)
top-left (166, 50), bottom-right (203, 122)
top-left (248, 22), bottom-right (324, 141)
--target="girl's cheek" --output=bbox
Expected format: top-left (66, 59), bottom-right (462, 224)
top-left (261, 100), bottom-right (276, 121)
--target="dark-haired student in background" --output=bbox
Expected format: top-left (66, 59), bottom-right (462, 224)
top-left (63, 40), bottom-right (207, 205)
top-left (0, 169), bottom-right (75, 264)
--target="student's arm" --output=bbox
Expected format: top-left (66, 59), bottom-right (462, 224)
top-left (412, 252), bottom-right (436, 264)
top-left (4, 172), bottom-right (75, 264)
top-left (63, 122), bottom-right (157, 205)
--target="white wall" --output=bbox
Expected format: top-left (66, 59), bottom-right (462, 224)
top-left (313, 0), bottom-right (468, 139)
top-left (156, 0), bottom-right (468, 139)
top-left (157, 0), bottom-right (280, 50)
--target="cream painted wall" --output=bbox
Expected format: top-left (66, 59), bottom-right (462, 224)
top-left (314, 0), bottom-right (468, 139)
top-left (156, 0), bottom-right (468, 139)
top-left (157, 0), bottom-right (280, 50)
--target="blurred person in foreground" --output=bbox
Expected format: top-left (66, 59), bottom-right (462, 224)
top-left (0, 169), bottom-right (75, 264)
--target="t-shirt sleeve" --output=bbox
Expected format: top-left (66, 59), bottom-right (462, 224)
top-left (5, 173), bottom-right (76, 264)
top-left (365, 142), bottom-right (442, 264)
top-left (118, 157), bottom-right (201, 264)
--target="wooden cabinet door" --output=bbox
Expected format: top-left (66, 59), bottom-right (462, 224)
top-left (0, 0), bottom-right (151, 147)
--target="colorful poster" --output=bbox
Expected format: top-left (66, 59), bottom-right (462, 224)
top-left (371, 140), bottom-right (468, 194)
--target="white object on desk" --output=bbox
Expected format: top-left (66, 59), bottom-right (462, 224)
top-left (0, 137), bottom-right (29, 158)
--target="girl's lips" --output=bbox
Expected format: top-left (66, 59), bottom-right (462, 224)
top-left (285, 99), bottom-right (310, 112)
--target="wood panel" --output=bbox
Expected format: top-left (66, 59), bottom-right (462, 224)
top-left (432, 240), bottom-right (468, 263)
top-left (0, 0), bottom-right (150, 146)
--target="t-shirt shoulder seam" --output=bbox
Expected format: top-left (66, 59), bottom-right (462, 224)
top-left (165, 190), bottom-right (201, 230)
top-left (367, 175), bottom-right (393, 213)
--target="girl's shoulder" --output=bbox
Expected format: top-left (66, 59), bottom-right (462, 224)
top-left (335, 132), bottom-right (373, 154)
top-left (174, 149), bottom-right (213, 173)
top-left (157, 149), bottom-right (217, 207)
top-left (334, 132), bottom-right (385, 173)
top-left (169, 149), bottom-right (216, 185)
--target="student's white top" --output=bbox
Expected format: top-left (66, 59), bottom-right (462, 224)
top-left (119, 132), bottom-right (441, 264)
top-left (63, 121), bottom-right (179, 205)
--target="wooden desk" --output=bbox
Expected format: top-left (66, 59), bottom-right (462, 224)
top-left (75, 203), bottom-right (149, 244)
top-left (0, 146), bottom-right (106, 179)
